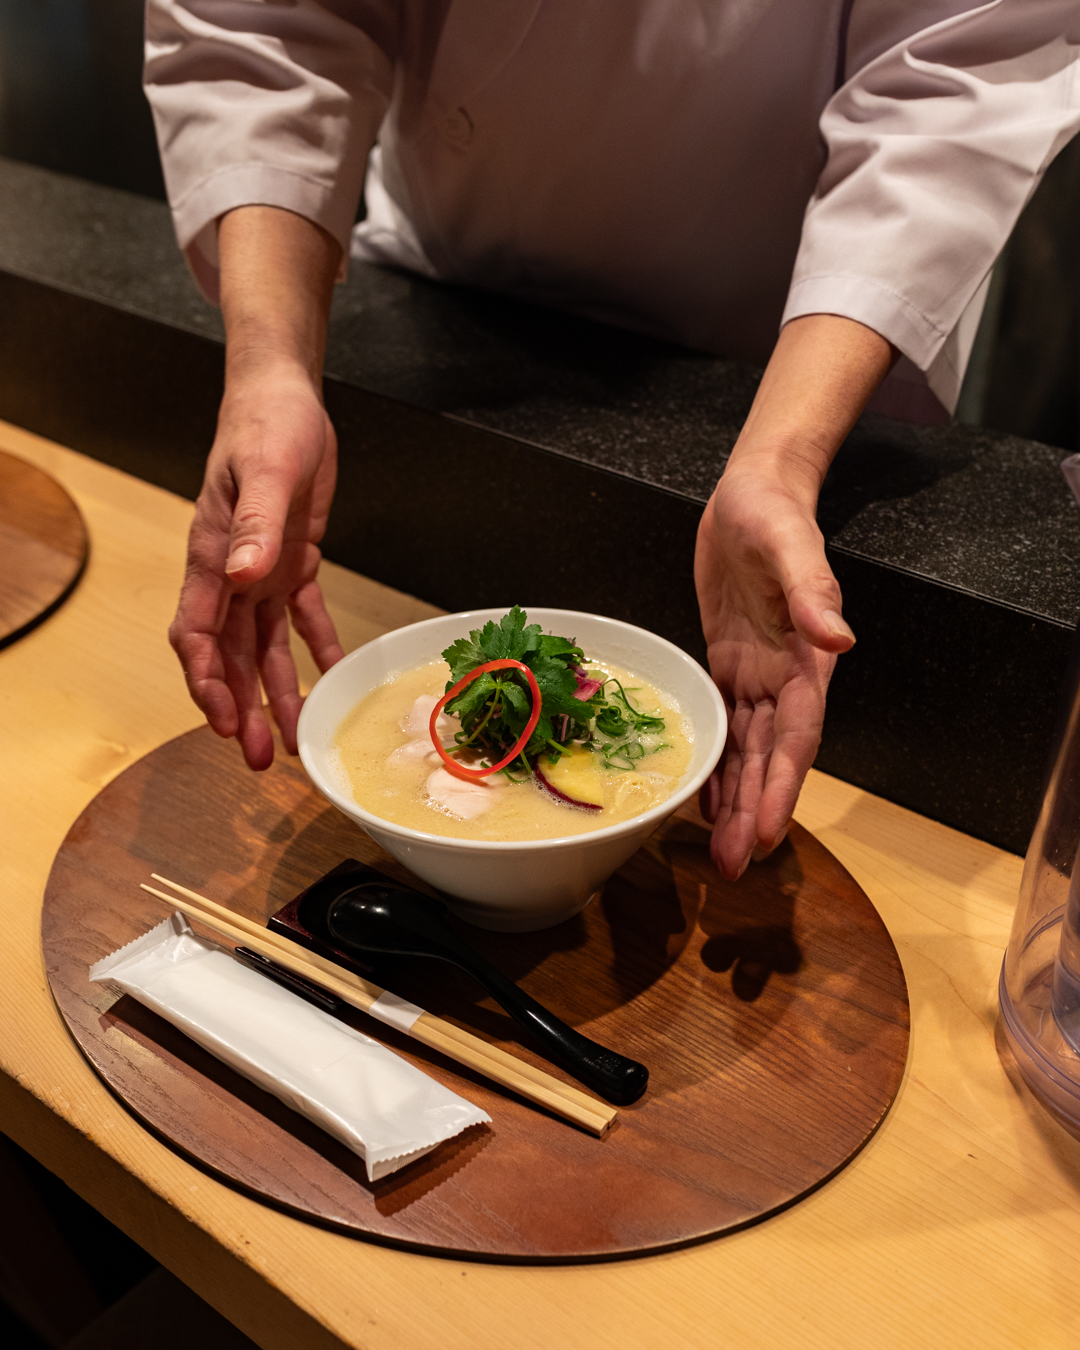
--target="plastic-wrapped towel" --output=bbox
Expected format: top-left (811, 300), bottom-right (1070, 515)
top-left (90, 914), bottom-right (490, 1181)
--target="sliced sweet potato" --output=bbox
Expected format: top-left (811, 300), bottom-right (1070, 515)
top-left (535, 744), bottom-right (604, 810)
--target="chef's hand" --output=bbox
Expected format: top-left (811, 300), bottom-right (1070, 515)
top-left (171, 361), bottom-right (343, 769)
top-left (695, 314), bottom-right (897, 879)
top-left (169, 206), bottom-right (345, 769)
top-left (695, 457), bottom-right (847, 878)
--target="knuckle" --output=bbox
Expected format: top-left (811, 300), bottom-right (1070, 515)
top-left (231, 506), bottom-right (273, 540)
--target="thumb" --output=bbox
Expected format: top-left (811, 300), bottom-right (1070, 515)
top-left (224, 469), bottom-right (294, 584)
top-left (785, 570), bottom-right (856, 653)
top-left (771, 516), bottom-right (855, 653)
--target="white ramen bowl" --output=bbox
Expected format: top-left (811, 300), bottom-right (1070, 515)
top-left (297, 608), bottom-right (727, 932)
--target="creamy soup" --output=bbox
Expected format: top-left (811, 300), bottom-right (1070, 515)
top-left (333, 660), bottom-right (693, 841)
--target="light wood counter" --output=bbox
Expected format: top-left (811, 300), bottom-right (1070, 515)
top-left (2, 418), bottom-right (1079, 1349)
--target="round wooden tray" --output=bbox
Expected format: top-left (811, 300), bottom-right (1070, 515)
top-left (0, 450), bottom-right (88, 647)
top-left (43, 726), bottom-right (909, 1262)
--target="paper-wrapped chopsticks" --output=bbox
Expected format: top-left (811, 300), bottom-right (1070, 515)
top-left (140, 876), bottom-right (617, 1138)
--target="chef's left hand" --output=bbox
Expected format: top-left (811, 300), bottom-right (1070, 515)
top-left (695, 314), bottom-right (897, 879)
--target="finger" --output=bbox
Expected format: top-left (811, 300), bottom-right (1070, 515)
top-left (169, 560), bottom-right (238, 738)
top-left (715, 728), bottom-right (747, 835)
top-left (750, 832), bottom-right (787, 863)
top-left (220, 594), bottom-right (275, 770)
top-left (256, 596), bottom-right (303, 756)
top-left (710, 699), bottom-right (774, 880)
top-left (169, 624), bottom-right (239, 738)
top-left (699, 771), bottom-right (722, 824)
top-left (708, 699), bottom-right (749, 837)
top-left (755, 727), bottom-right (819, 849)
top-left (754, 667), bottom-right (831, 850)
top-left (288, 575), bottom-right (345, 674)
top-left (224, 462), bottom-right (298, 586)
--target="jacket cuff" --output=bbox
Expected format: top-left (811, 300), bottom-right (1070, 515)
top-left (781, 272), bottom-right (949, 373)
top-left (172, 162), bottom-right (359, 303)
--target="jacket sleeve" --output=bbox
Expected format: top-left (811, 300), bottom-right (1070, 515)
top-left (782, 0), bottom-right (1080, 413)
top-left (145, 0), bottom-right (394, 300)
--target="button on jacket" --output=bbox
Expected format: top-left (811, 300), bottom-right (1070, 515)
top-left (145, 0), bottom-right (1080, 419)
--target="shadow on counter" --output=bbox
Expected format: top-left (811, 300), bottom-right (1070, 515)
top-left (0, 1131), bottom-right (257, 1348)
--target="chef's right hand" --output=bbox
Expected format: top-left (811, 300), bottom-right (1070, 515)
top-left (169, 205), bottom-right (346, 770)
top-left (170, 356), bottom-right (344, 770)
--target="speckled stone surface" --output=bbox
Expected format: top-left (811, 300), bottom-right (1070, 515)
top-left (4, 159), bottom-right (1078, 621)
top-left (0, 157), bottom-right (219, 342)
top-left (2, 155), bottom-right (1078, 853)
top-left (325, 265), bottom-right (758, 499)
top-left (826, 419), bottom-right (1080, 626)
top-left (0, 158), bottom-right (750, 495)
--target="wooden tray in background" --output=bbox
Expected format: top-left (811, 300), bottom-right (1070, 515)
top-left (43, 726), bottom-right (909, 1262)
top-left (0, 450), bottom-right (87, 647)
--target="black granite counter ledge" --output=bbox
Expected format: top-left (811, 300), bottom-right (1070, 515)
top-left (2, 156), bottom-right (1078, 854)
top-left (827, 419), bottom-right (1080, 626)
top-left (325, 263), bottom-right (759, 499)
top-left (0, 156), bottom-right (222, 344)
top-left (0, 158), bottom-right (752, 496)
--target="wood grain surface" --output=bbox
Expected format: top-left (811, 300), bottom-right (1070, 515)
top-left (0, 448), bottom-right (88, 645)
top-left (42, 724), bottom-right (908, 1261)
top-left (8, 424), bottom-right (1080, 1350)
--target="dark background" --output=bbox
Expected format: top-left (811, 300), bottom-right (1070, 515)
top-left (0, 0), bottom-right (164, 199)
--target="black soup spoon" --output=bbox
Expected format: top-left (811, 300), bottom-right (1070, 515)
top-left (313, 874), bottom-right (649, 1106)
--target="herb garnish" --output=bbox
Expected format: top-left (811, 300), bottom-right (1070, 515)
top-left (435, 606), bottom-right (666, 779)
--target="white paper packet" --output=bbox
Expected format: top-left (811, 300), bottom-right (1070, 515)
top-left (90, 914), bottom-right (490, 1181)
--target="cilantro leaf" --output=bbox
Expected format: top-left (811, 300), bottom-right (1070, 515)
top-left (501, 680), bottom-right (531, 719)
top-left (527, 712), bottom-right (555, 752)
top-left (537, 633), bottom-right (583, 661)
top-left (528, 653), bottom-right (585, 720)
top-left (442, 633), bottom-right (485, 683)
top-left (469, 605), bottom-right (537, 663)
top-left (446, 671), bottom-right (495, 722)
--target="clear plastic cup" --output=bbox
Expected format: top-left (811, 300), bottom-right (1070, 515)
top-left (1000, 614), bottom-right (1080, 1137)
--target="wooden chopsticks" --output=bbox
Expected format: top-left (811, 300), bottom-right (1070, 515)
top-left (139, 875), bottom-right (617, 1138)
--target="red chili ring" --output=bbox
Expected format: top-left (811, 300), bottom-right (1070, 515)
top-left (429, 659), bottom-right (542, 782)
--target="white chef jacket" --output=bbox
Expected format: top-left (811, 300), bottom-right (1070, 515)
top-left (145, 0), bottom-right (1080, 420)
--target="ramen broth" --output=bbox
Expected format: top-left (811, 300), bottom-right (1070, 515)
top-left (333, 660), bottom-right (693, 841)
